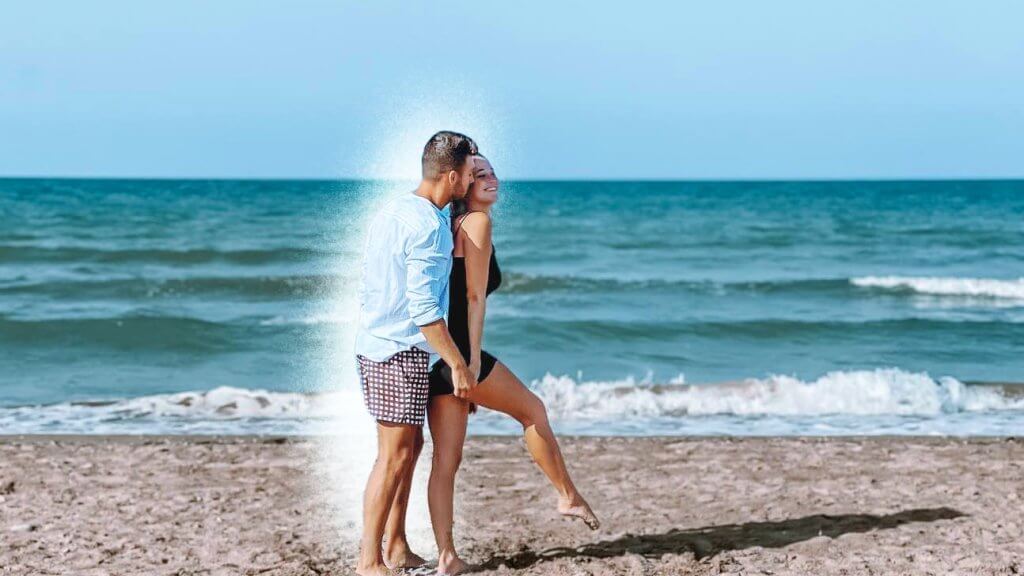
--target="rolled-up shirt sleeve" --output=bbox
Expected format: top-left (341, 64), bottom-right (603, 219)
top-left (405, 225), bottom-right (448, 326)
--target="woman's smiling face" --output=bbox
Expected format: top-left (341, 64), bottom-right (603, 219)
top-left (468, 156), bottom-right (499, 206)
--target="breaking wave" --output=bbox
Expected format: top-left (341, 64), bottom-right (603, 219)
top-left (3, 369), bottom-right (1021, 435)
top-left (530, 369), bottom-right (1024, 419)
top-left (852, 276), bottom-right (1024, 300)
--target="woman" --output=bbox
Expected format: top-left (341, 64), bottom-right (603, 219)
top-left (427, 155), bottom-right (600, 575)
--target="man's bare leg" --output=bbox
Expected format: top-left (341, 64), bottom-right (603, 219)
top-left (382, 428), bottom-right (426, 568)
top-left (357, 422), bottom-right (422, 576)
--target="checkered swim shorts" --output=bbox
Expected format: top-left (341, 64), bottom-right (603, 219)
top-left (356, 349), bottom-right (431, 426)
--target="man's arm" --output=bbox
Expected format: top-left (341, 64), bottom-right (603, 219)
top-left (406, 226), bottom-right (477, 397)
top-left (418, 320), bottom-right (476, 397)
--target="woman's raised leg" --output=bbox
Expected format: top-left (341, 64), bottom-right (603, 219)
top-left (467, 362), bottom-right (600, 529)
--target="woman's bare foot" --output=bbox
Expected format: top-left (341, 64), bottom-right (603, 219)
top-left (384, 543), bottom-right (427, 569)
top-left (558, 494), bottom-right (600, 530)
top-left (355, 562), bottom-right (401, 576)
top-left (436, 550), bottom-right (472, 575)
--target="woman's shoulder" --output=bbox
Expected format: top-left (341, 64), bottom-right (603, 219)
top-left (456, 211), bottom-right (492, 242)
top-left (459, 210), bottom-right (491, 228)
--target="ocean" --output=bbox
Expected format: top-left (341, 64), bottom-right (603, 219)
top-left (2, 178), bottom-right (1023, 436)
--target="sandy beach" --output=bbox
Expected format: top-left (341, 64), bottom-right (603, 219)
top-left (1, 435), bottom-right (1021, 575)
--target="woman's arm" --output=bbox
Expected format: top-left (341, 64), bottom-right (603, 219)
top-left (459, 212), bottom-right (492, 379)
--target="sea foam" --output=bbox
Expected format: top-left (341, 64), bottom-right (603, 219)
top-left (1, 369), bottom-right (1021, 435)
top-left (852, 276), bottom-right (1024, 300)
top-left (0, 386), bottom-right (354, 435)
top-left (529, 368), bottom-right (1024, 420)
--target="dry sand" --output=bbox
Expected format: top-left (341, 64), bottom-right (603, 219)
top-left (1, 435), bottom-right (1022, 575)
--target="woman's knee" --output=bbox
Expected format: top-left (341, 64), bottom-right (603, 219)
top-left (432, 446), bottom-right (463, 476)
top-left (517, 394), bottom-right (549, 429)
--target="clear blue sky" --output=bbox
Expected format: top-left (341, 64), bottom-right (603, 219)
top-left (2, 1), bottom-right (1022, 179)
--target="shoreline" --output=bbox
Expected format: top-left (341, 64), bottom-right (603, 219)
top-left (0, 433), bottom-right (1020, 442)
top-left (2, 436), bottom-right (1021, 574)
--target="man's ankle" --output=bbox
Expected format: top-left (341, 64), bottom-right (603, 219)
top-left (356, 558), bottom-right (384, 571)
top-left (359, 543), bottom-right (384, 567)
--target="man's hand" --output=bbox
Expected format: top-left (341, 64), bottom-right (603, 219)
top-left (417, 319), bottom-right (476, 397)
top-left (452, 363), bottom-right (478, 398)
top-left (468, 355), bottom-right (482, 381)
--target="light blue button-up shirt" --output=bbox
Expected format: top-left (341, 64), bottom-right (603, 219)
top-left (354, 192), bottom-right (453, 362)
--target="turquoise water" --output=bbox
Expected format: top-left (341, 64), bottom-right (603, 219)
top-left (1, 178), bottom-right (1023, 435)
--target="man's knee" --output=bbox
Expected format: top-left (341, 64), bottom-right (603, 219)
top-left (384, 443), bottom-right (417, 473)
top-left (379, 426), bottom-right (422, 471)
top-left (413, 428), bottom-right (425, 455)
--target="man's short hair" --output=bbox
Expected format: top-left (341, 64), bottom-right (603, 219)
top-left (421, 131), bottom-right (478, 180)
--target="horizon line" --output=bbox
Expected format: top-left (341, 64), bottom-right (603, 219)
top-left (2, 175), bottom-right (1024, 184)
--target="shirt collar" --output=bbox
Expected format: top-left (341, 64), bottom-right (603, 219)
top-left (410, 191), bottom-right (451, 223)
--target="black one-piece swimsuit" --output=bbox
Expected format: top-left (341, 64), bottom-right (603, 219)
top-left (428, 233), bottom-right (503, 397)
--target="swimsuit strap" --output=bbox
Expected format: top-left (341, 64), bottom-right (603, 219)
top-left (455, 211), bottom-right (484, 235)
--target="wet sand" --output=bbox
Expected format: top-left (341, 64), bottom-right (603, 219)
top-left (1, 435), bottom-right (1021, 575)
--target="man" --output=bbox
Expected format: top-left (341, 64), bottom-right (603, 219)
top-left (354, 131), bottom-right (479, 576)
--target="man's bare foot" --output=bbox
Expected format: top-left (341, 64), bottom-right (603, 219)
top-left (384, 545), bottom-right (427, 569)
top-left (558, 495), bottom-right (600, 530)
top-left (436, 551), bottom-right (472, 575)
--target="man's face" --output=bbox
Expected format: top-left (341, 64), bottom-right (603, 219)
top-left (452, 156), bottom-right (476, 200)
